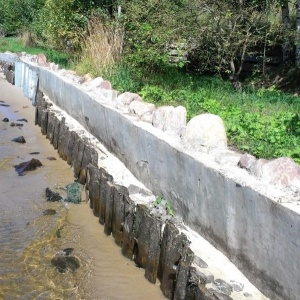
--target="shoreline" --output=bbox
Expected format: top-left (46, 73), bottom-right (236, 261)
top-left (0, 75), bottom-right (165, 300)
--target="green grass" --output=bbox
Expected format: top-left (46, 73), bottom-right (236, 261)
top-left (0, 37), bottom-right (71, 68)
top-left (1, 37), bottom-right (299, 163)
top-left (108, 65), bottom-right (300, 163)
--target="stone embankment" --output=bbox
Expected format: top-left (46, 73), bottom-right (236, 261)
top-left (1, 52), bottom-right (299, 300)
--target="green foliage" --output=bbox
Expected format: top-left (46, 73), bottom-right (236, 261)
top-left (122, 0), bottom-right (190, 71)
top-left (165, 202), bottom-right (174, 217)
top-left (55, 228), bottom-right (61, 238)
top-left (0, 0), bottom-right (44, 36)
top-left (1, 0), bottom-right (299, 164)
top-left (113, 66), bottom-right (300, 164)
top-left (31, 0), bottom-right (98, 51)
top-left (154, 196), bottom-right (163, 207)
top-left (0, 37), bottom-right (71, 68)
top-left (104, 65), bottom-right (143, 93)
top-left (154, 196), bottom-right (175, 217)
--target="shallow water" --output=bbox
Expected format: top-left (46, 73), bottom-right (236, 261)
top-left (0, 76), bottom-right (164, 300)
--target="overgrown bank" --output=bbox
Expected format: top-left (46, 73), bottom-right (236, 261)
top-left (1, 36), bottom-right (300, 164)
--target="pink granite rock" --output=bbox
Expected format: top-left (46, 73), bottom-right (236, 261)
top-left (250, 157), bottom-right (300, 188)
top-left (100, 80), bottom-right (112, 90)
top-left (37, 53), bottom-right (47, 65)
top-left (117, 92), bottom-right (141, 105)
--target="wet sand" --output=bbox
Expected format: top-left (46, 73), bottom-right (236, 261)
top-left (0, 75), bottom-right (165, 300)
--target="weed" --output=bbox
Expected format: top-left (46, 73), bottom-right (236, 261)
top-left (154, 196), bottom-right (163, 207)
top-left (165, 202), bottom-right (174, 217)
top-left (153, 196), bottom-right (174, 217)
top-left (55, 228), bottom-right (61, 238)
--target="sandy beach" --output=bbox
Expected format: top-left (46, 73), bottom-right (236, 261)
top-left (0, 74), bottom-right (164, 300)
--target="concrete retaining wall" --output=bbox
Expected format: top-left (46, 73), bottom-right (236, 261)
top-left (32, 89), bottom-right (269, 300)
top-left (1, 53), bottom-right (299, 300)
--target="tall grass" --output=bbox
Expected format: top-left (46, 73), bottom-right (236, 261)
top-left (76, 16), bottom-right (124, 77)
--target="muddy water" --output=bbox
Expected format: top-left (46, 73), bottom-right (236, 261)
top-left (0, 75), bottom-right (164, 300)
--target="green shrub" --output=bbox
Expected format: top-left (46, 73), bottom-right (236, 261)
top-left (118, 67), bottom-right (300, 164)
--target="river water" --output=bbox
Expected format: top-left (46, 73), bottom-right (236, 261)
top-left (0, 75), bottom-right (164, 300)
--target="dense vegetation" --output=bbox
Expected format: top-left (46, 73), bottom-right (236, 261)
top-left (0, 0), bottom-right (299, 163)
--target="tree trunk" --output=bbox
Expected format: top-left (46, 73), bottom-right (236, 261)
top-left (282, 0), bottom-right (291, 64)
top-left (296, 0), bottom-right (300, 67)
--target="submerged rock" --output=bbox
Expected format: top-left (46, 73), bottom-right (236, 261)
top-left (212, 279), bottom-right (233, 295)
top-left (45, 187), bottom-right (63, 202)
top-left (65, 182), bottom-right (83, 204)
top-left (62, 248), bottom-right (74, 256)
top-left (51, 255), bottom-right (80, 273)
top-left (17, 118), bottom-right (28, 122)
top-left (10, 122), bottom-right (23, 127)
top-left (46, 157), bottom-right (56, 161)
top-left (11, 136), bottom-right (26, 143)
top-left (14, 158), bottom-right (42, 176)
top-left (230, 280), bottom-right (244, 292)
top-left (194, 256), bottom-right (208, 269)
top-left (43, 209), bottom-right (56, 216)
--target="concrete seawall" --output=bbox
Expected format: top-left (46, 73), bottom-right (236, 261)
top-left (1, 53), bottom-right (299, 300)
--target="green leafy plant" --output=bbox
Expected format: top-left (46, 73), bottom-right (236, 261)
top-left (153, 196), bottom-right (175, 217)
top-left (154, 196), bottom-right (163, 207)
top-left (165, 202), bottom-right (174, 217)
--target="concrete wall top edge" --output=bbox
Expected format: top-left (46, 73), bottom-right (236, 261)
top-left (0, 52), bottom-right (21, 63)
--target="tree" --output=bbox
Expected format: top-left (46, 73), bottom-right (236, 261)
top-left (32, 0), bottom-right (98, 50)
top-left (282, 0), bottom-right (292, 64)
top-left (0, 0), bottom-right (45, 36)
top-left (296, 0), bottom-right (300, 66)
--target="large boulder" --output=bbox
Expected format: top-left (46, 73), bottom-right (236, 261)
top-left (182, 114), bottom-right (227, 152)
top-left (250, 157), bottom-right (300, 189)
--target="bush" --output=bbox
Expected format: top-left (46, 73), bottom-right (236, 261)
top-left (31, 0), bottom-right (98, 51)
top-left (0, 0), bottom-right (44, 36)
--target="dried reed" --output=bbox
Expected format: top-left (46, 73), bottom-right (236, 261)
top-left (80, 15), bottom-right (124, 76)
